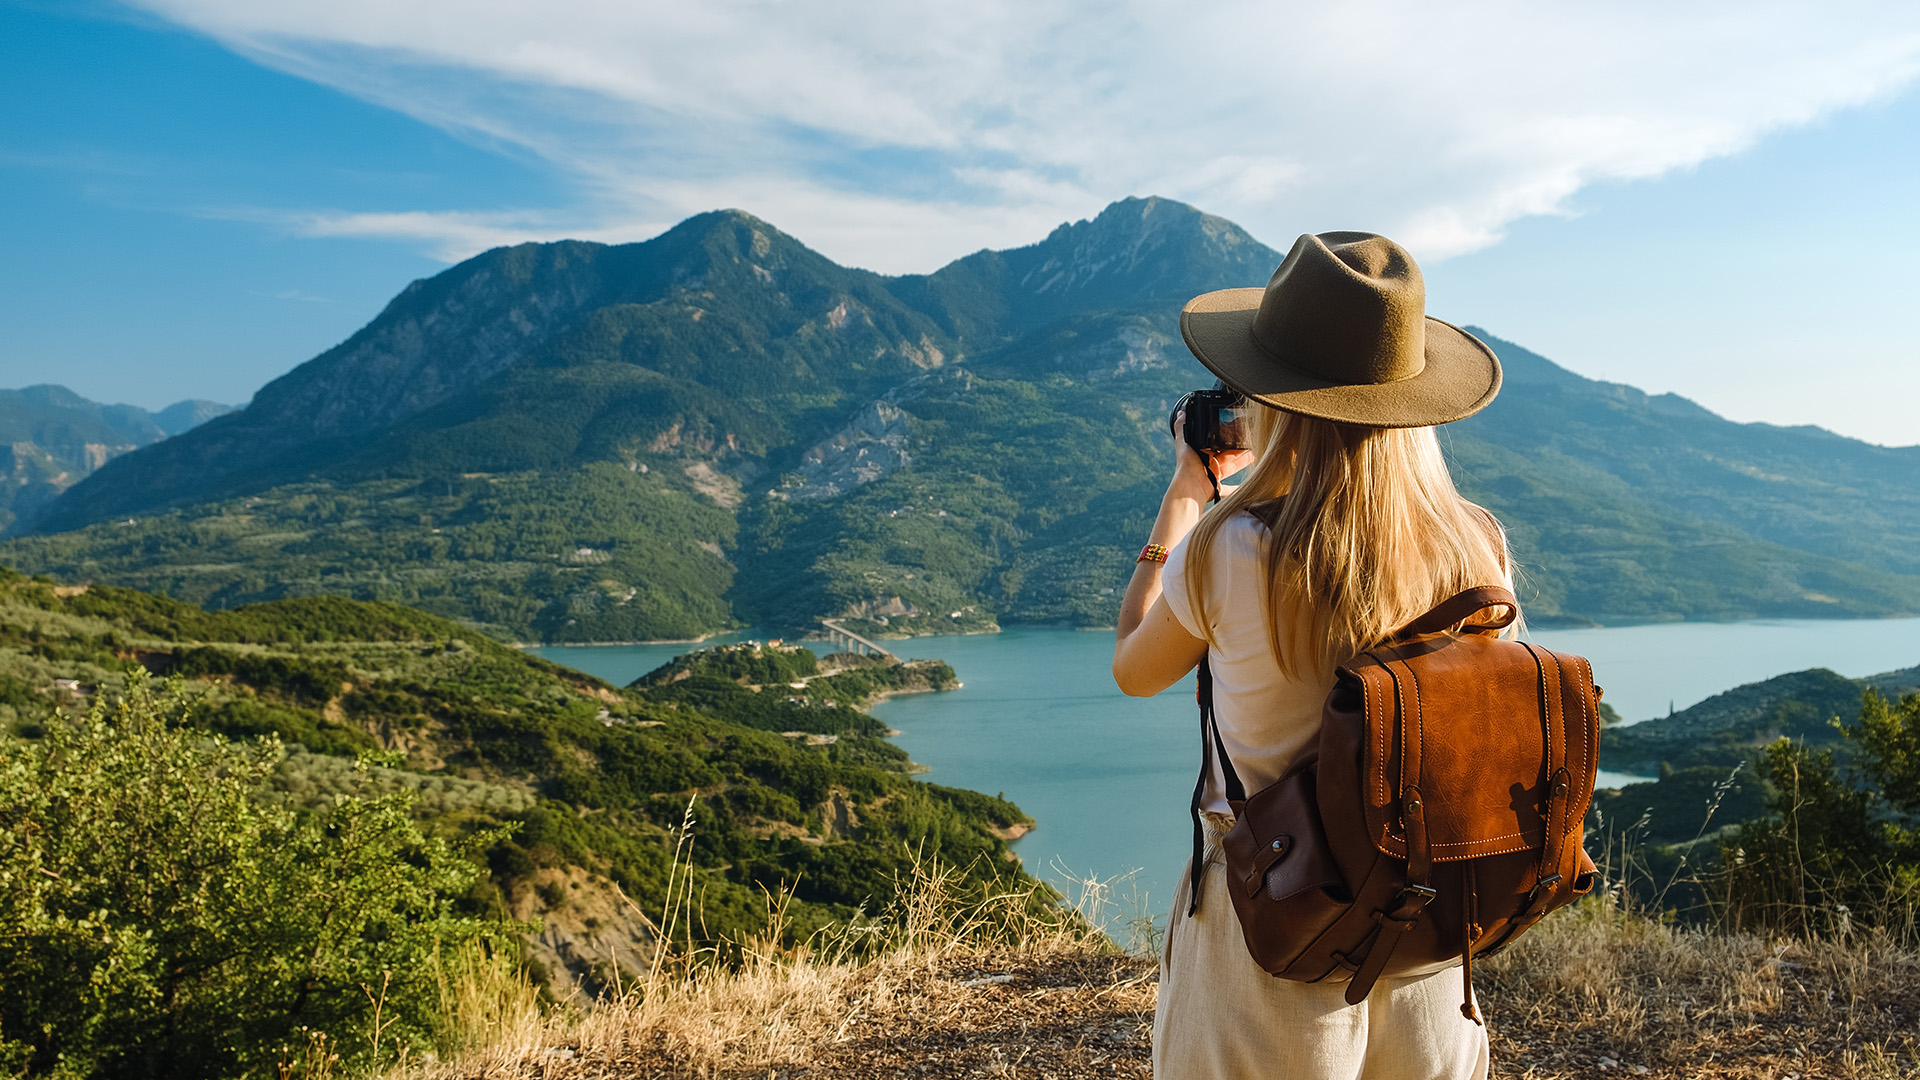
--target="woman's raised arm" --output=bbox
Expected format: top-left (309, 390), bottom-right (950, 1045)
top-left (1112, 424), bottom-right (1251, 696)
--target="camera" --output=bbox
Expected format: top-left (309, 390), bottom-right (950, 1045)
top-left (1169, 382), bottom-right (1249, 454)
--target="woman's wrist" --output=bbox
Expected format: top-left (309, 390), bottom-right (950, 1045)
top-left (1165, 461), bottom-right (1216, 507)
top-left (1147, 489), bottom-right (1205, 550)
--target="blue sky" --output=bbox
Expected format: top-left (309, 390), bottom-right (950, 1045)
top-left (3, 0), bottom-right (1919, 447)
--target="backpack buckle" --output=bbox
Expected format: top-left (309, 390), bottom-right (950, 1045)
top-left (1520, 873), bottom-right (1564, 914)
top-left (1380, 882), bottom-right (1437, 923)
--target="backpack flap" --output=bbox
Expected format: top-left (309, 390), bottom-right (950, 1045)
top-left (1341, 635), bottom-right (1599, 864)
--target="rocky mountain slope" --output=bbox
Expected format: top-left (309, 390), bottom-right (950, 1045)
top-left (7, 197), bottom-right (1918, 639)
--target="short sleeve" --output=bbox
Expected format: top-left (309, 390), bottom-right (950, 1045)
top-left (1160, 531), bottom-right (1203, 638)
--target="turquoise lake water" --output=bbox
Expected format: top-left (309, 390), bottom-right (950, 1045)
top-left (531, 616), bottom-right (1920, 922)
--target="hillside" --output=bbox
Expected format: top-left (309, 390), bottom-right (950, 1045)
top-left (0, 385), bottom-right (231, 533)
top-left (0, 567), bottom-right (1031, 993)
top-left (1453, 332), bottom-right (1920, 621)
top-left (7, 198), bottom-right (1919, 640)
top-left (1602, 663), bottom-right (1920, 774)
top-left (1579, 660), bottom-right (1919, 858)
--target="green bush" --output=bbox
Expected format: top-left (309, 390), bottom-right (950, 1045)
top-left (0, 673), bottom-right (519, 1078)
top-left (1717, 691), bottom-right (1920, 939)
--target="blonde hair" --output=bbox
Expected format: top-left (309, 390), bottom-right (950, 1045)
top-left (1184, 404), bottom-right (1515, 679)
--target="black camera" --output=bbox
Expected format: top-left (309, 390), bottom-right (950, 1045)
top-left (1170, 382), bottom-right (1249, 454)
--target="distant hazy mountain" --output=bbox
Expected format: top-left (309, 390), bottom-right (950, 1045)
top-left (0, 385), bottom-right (233, 532)
top-left (7, 198), bottom-right (1918, 640)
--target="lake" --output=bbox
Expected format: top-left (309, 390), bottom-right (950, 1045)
top-left (531, 615), bottom-right (1920, 923)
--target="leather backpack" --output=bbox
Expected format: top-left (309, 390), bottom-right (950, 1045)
top-left (1188, 585), bottom-right (1600, 1021)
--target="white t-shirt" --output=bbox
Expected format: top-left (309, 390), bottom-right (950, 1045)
top-left (1162, 512), bottom-right (1336, 814)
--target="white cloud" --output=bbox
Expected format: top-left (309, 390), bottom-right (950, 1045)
top-left (133, 0), bottom-right (1920, 271)
top-left (217, 206), bottom-right (609, 263)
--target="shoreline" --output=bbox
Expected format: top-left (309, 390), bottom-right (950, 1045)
top-left (514, 631), bottom-right (743, 648)
top-left (856, 680), bottom-right (962, 708)
top-left (515, 609), bottom-right (1920, 649)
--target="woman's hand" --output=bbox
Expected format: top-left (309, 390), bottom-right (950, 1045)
top-left (1168, 415), bottom-right (1256, 505)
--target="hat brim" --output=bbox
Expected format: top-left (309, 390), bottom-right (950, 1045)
top-left (1180, 288), bottom-right (1501, 428)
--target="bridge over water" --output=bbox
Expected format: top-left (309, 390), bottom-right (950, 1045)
top-left (817, 619), bottom-right (896, 661)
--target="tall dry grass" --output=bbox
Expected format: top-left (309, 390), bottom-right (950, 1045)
top-left (390, 804), bottom-right (1123, 1079)
top-left (392, 792), bottom-right (1920, 1079)
top-left (1476, 805), bottom-right (1920, 1079)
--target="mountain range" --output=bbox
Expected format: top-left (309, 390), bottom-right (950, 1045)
top-left (0, 386), bottom-right (232, 534)
top-left (5, 197), bottom-right (1917, 641)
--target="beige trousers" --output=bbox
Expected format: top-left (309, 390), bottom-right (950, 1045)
top-left (1153, 814), bottom-right (1490, 1080)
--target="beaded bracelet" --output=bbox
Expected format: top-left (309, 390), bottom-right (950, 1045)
top-left (1137, 543), bottom-right (1169, 564)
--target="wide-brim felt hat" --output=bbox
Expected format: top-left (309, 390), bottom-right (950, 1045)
top-left (1180, 231), bottom-right (1500, 428)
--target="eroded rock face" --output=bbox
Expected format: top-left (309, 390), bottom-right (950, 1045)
top-left (775, 400), bottom-right (913, 502)
top-left (0, 386), bottom-right (232, 534)
top-left (509, 867), bottom-right (660, 999)
top-left (772, 369), bottom-right (978, 503)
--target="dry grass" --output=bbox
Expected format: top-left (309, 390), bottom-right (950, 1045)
top-left (393, 844), bottom-right (1150, 1080)
top-left (409, 944), bottom-right (1155, 1080)
top-left (1480, 896), bottom-right (1920, 1079)
top-left (397, 857), bottom-right (1920, 1080)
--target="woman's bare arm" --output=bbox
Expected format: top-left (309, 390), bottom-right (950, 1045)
top-left (1112, 423), bottom-right (1252, 697)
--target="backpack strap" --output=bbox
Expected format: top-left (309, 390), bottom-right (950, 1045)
top-left (1187, 657), bottom-right (1247, 916)
top-left (1508, 643), bottom-right (1576, 931)
top-left (1396, 585), bottom-right (1518, 638)
top-left (1344, 652), bottom-right (1437, 1005)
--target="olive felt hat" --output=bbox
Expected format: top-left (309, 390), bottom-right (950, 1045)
top-left (1179, 231), bottom-right (1501, 428)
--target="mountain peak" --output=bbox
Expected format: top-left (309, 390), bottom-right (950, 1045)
top-left (1025, 196), bottom-right (1278, 288)
top-left (1050, 195), bottom-right (1259, 249)
top-left (898, 196), bottom-right (1284, 339)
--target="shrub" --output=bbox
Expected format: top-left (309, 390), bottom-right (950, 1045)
top-left (0, 673), bottom-right (520, 1078)
top-left (1716, 691), bottom-right (1920, 940)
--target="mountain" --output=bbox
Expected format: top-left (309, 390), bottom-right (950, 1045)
top-left (1448, 332), bottom-right (1920, 621)
top-left (0, 385), bottom-right (233, 532)
top-left (6, 197), bottom-right (1919, 640)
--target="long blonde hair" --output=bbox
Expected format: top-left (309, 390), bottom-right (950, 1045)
top-left (1185, 404), bottom-right (1514, 678)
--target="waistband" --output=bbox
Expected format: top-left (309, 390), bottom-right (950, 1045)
top-left (1198, 810), bottom-right (1235, 865)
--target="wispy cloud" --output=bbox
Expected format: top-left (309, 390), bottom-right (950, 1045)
top-left (252, 288), bottom-right (333, 303)
top-left (212, 205), bottom-right (592, 263)
top-left (132, 0), bottom-right (1920, 271)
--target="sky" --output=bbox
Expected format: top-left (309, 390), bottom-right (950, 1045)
top-left (2, 0), bottom-right (1919, 447)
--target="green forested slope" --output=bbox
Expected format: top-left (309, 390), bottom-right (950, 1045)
top-left (0, 466), bottom-right (737, 642)
top-left (0, 567), bottom-right (1027, 993)
top-left (8, 198), bottom-right (1918, 640)
top-left (1452, 331), bottom-right (1920, 621)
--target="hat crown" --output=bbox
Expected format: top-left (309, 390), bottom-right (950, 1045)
top-left (1250, 232), bottom-right (1428, 385)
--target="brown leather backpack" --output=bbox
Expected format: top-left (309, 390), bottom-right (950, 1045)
top-left (1188, 586), bottom-right (1600, 1021)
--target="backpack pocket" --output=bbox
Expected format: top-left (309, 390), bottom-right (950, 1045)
top-left (1223, 759), bottom-right (1353, 973)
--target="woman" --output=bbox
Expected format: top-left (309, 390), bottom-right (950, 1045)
top-left (1112, 232), bottom-right (1512, 1080)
